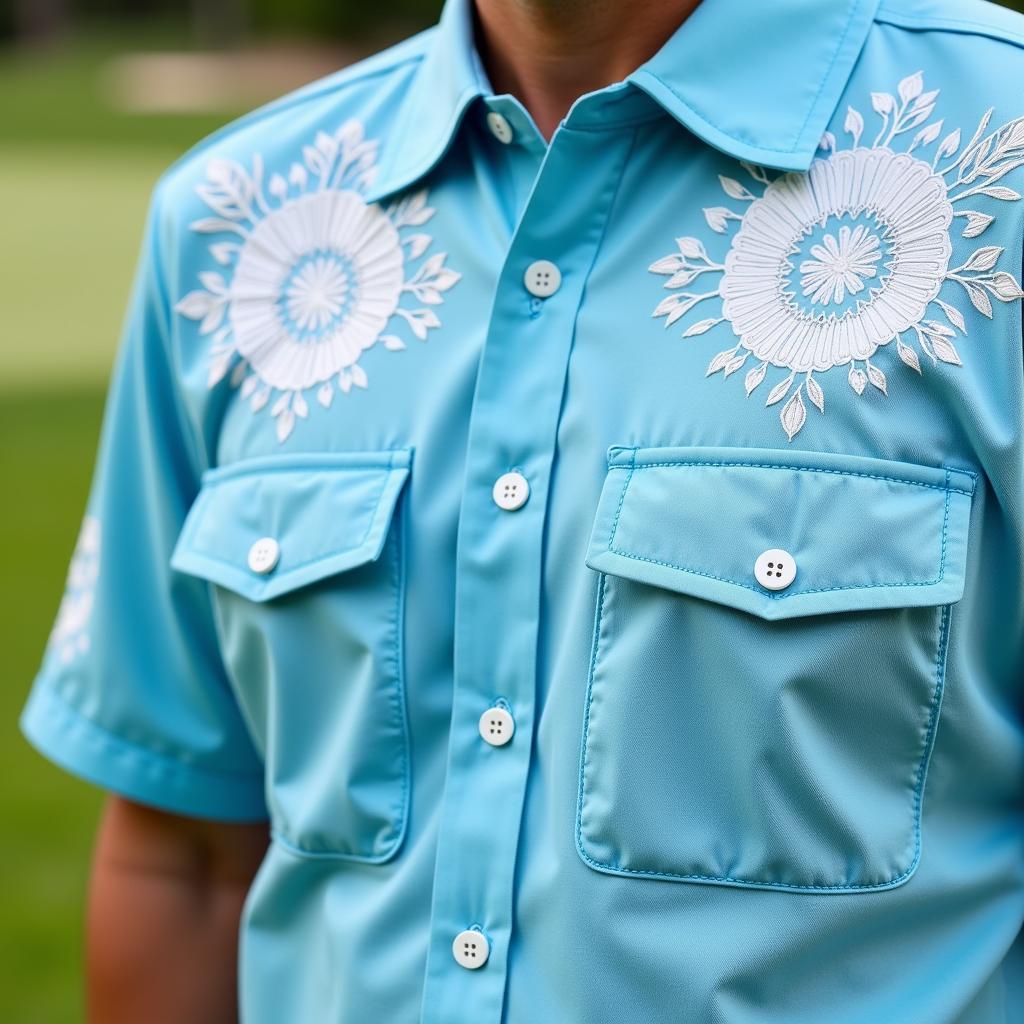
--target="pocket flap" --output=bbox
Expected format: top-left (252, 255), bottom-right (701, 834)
top-left (586, 446), bottom-right (975, 621)
top-left (171, 450), bottom-right (411, 602)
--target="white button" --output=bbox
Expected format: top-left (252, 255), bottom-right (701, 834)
top-left (486, 110), bottom-right (514, 144)
top-left (524, 259), bottom-right (561, 298)
top-left (492, 471), bottom-right (529, 511)
top-left (452, 929), bottom-right (489, 969)
top-left (479, 706), bottom-right (515, 747)
top-left (247, 537), bottom-right (280, 575)
top-left (754, 548), bottom-right (796, 591)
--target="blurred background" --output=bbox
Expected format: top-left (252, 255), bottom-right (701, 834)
top-left (0, 1), bottom-right (441, 1020)
top-left (1, 0), bottom-right (1022, 1019)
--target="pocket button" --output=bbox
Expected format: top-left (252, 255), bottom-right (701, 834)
top-left (247, 537), bottom-right (280, 575)
top-left (754, 548), bottom-right (796, 591)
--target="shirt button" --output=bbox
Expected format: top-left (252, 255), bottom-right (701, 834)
top-left (452, 929), bottom-right (490, 970)
top-left (247, 537), bottom-right (280, 575)
top-left (524, 259), bottom-right (561, 298)
top-left (479, 706), bottom-right (515, 747)
top-left (754, 548), bottom-right (796, 591)
top-left (492, 471), bottom-right (530, 511)
top-left (486, 110), bottom-right (514, 144)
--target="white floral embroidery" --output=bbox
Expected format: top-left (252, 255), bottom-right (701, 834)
top-left (49, 516), bottom-right (100, 665)
top-left (651, 71), bottom-right (1024, 440)
top-left (176, 120), bottom-right (461, 442)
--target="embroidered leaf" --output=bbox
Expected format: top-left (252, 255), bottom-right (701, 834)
top-left (866, 361), bottom-right (888, 395)
top-left (935, 299), bottom-right (967, 333)
top-left (241, 375), bottom-right (258, 399)
top-left (898, 70), bottom-right (924, 103)
top-left (199, 271), bottom-right (227, 294)
top-left (229, 361), bottom-right (248, 387)
top-left (705, 349), bottom-right (735, 376)
top-left (175, 291), bottom-right (213, 320)
top-left (931, 337), bottom-right (962, 365)
top-left (921, 319), bottom-right (955, 338)
top-left (317, 382), bottom-right (334, 408)
top-left (293, 392), bottom-right (309, 419)
top-left (871, 92), bottom-right (896, 115)
top-left (403, 190), bottom-right (435, 226)
top-left (406, 233), bottom-right (431, 259)
top-left (288, 162), bottom-right (308, 189)
top-left (276, 408), bottom-right (295, 443)
top-left (382, 334), bottom-right (406, 351)
top-left (765, 374), bottom-right (794, 406)
top-left (649, 254), bottom-right (686, 275)
top-left (937, 127), bottom-right (961, 159)
top-left (963, 245), bottom-right (1003, 272)
top-left (251, 386), bottom-right (270, 412)
top-left (210, 242), bottom-right (236, 265)
top-left (740, 161), bottom-right (771, 184)
top-left (338, 370), bottom-right (352, 393)
top-left (703, 207), bottom-right (732, 233)
top-left (961, 211), bottom-right (994, 239)
top-left (910, 119), bottom-right (943, 150)
top-left (723, 354), bottom-right (748, 378)
top-left (848, 366), bottom-right (867, 395)
top-left (900, 107), bottom-right (934, 134)
top-left (675, 236), bottom-right (708, 260)
top-left (780, 387), bottom-right (807, 442)
top-left (986, 272), bottom-right (1024, 301)
top-left (199, 303), bottom-right (226, 335)
top-left (268, 173), bottom-right (288, 199)
top-left (351, 363), bottom-right (368, 389)
top-left (744, 361), bottom-right (768, 395)
top-left (718, 176), bottom-right (755, 202)
top-left (667, 269), bottom-right (699, 288)
top-left (897, 339), bottom-right (922, 373)
top-left (805, 374), bottom-right (825, 412)
top-left (913, 89), bottom-right (940, 112)
top-left (682, 318), bottom-right (721, 338)
top-left (432, 267), bottom-right (462, 292)
top-left (819, 131), bottom-right (837, 153)
top-left (844, 105), bottom-right (865, 147)
top-left (270, 392), bottom-right (291, 417)
top-left (965, 282), bottom-right (994, 318)
top-left (976, 186), bottom-right (1021, 201)
top-left (654, 293), bottom-right (685, 317)
top-left (207, 351), bottom-right (234, 388)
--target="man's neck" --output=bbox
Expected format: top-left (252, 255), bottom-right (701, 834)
top-left (472, 0), bottom-right (703, 140)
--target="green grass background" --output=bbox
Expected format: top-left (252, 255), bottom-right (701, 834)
top-left (0, 30), bottom-right (242, 1022)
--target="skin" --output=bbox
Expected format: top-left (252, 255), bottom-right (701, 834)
top-left (474, 0), bottom-right (704, 139)
top-left (84, 3), bottom-right (703, 1019)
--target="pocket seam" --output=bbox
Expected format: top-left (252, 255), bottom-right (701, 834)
top-left (574, 575), bottom-right (953, 893)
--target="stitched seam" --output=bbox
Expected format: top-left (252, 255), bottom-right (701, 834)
top-left (576, 576), bottom-right (951, 891)
top-left (201, 450), bottom-right (410, 484)
top-left (875, 8), bottom-right (1024, 48)
top-left (606, 459), bottom-right (974, 496)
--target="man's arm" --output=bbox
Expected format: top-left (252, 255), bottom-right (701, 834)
top-left (87, 796), bottom-right (269, 1024)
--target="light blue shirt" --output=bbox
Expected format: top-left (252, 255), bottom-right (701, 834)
top-left (21, 0), bottom-right (1024, 1019)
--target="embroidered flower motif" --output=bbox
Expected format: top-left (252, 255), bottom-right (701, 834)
top-left (49, 516), bottom-right (100, 665)
top-left (798, 224), bottom-right (882, 305)
top-left (651, 71), bottom-right (1024, 440)
top-left (175, 120), bottom-right (461, 442)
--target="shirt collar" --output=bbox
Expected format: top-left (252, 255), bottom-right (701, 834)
top-left (365, 0), bottom-right (881, 204)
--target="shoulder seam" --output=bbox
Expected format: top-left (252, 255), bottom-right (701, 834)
top-left (156, 31), bottom-right (430, 187)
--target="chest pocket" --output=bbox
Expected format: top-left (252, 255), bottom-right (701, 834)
top-left (171, 449), bottom-right (411, 862)
top-left (577, 446), bottom-right (975, 893)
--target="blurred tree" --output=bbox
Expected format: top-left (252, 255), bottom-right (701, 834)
top-left (190, 0), bottom-right (248, 46)
top-left (11, 0), bottom-right (71, 45)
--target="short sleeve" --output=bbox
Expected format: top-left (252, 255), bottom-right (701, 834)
top-left (19, 177), bottom-right (268, 822)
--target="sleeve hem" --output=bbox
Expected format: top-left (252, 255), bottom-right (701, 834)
top-left (20, 682), bottom-right (269, 824)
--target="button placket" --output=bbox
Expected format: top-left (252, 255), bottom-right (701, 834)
top-left (418, 121), bottom-right (635, 1024)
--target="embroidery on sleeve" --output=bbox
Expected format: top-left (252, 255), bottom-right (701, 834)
top-left (650, 71), bottom-right (1024, 440)
top-left (48, 515), bottom-right (100, 665)
top-left (175, 119), bottom-right (462, 443)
